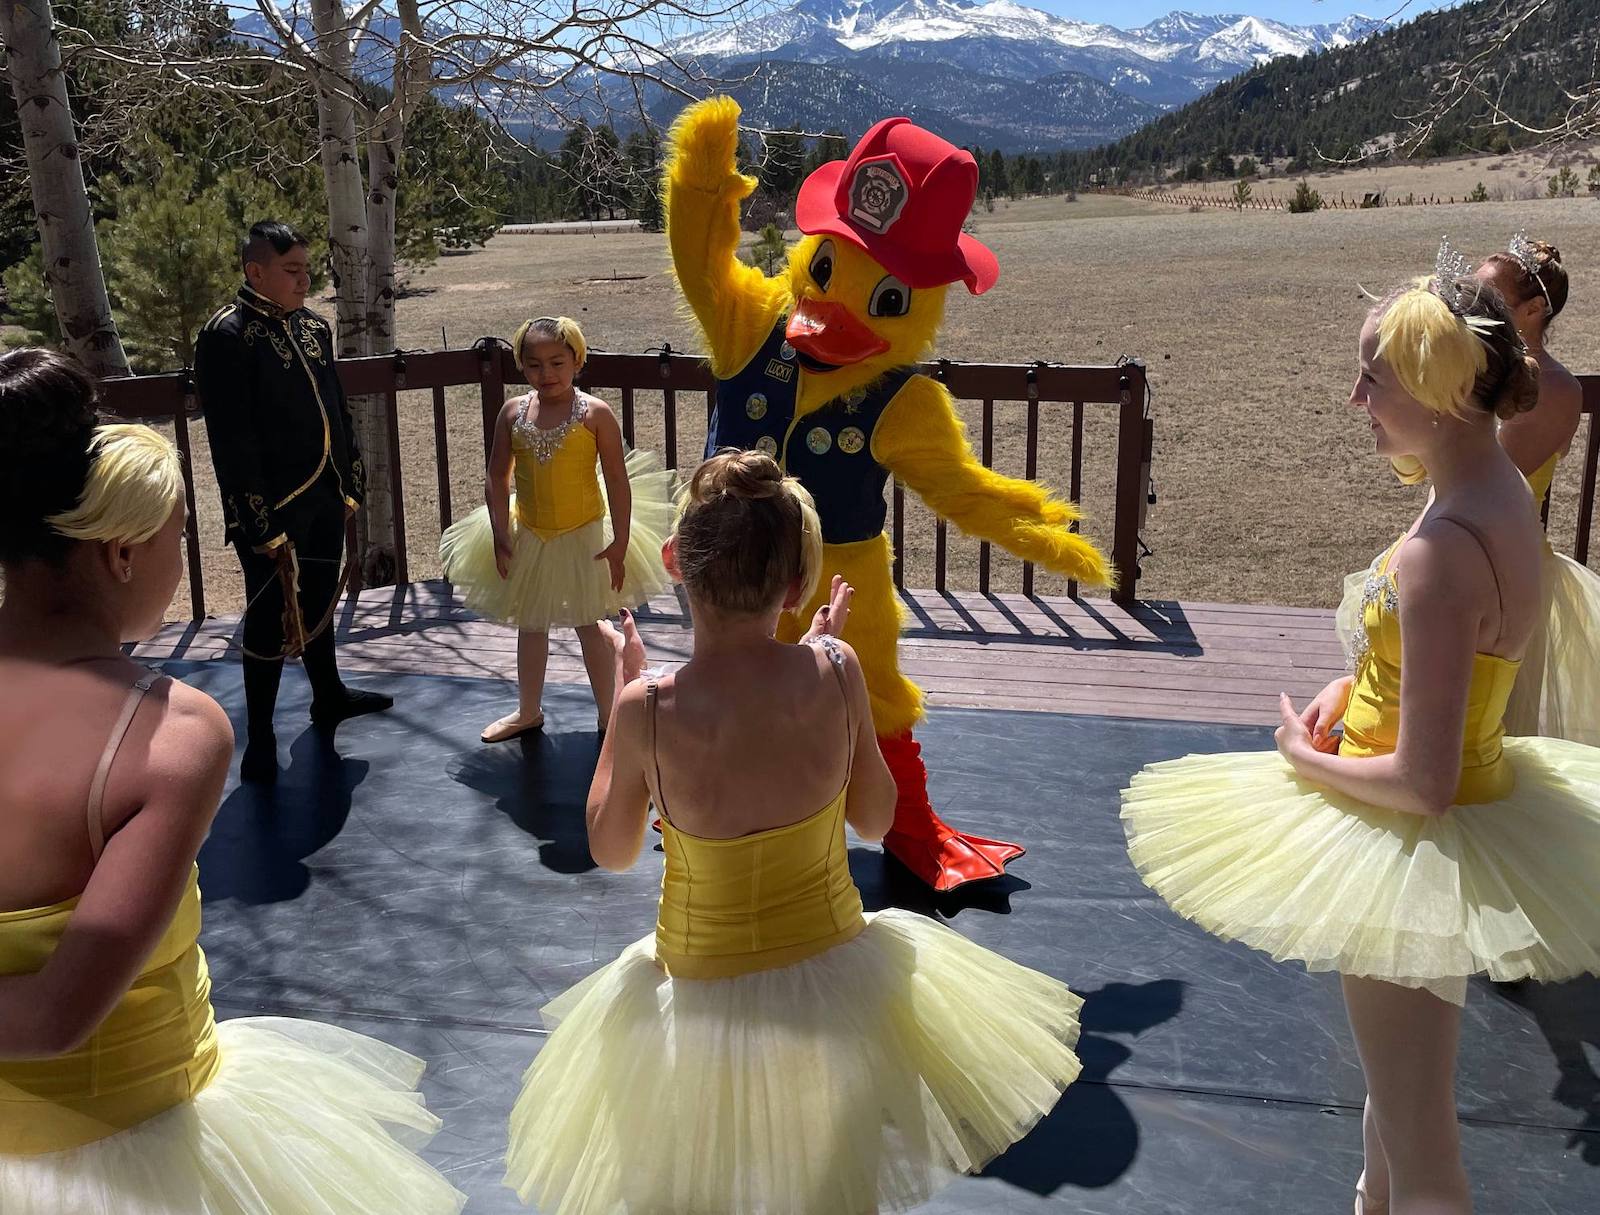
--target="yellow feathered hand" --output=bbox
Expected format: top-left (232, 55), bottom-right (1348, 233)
top-left (875, 376), bottom-right (1114, 588)
top-left (664, 98), bottom-right (788, 379)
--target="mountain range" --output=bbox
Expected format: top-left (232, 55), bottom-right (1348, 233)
top-left (677, 2), bottom-right (1386, 108)
top-left (233, 3), bottom-right (1391, 153)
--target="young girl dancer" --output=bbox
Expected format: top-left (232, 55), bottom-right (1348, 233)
top-left (440, 317), bottom-right (673, 742)
top-left (1122, 262), bottom-right (1600, 1214)
top-left (1476, 237), bottom-right (1598, 743)
top-left (0, 350), bottom-right (462, 1212)
top-left (504, 451), bottom-right (1083, 1214)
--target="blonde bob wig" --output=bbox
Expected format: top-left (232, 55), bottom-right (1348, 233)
top-left (47, 424), bottom-right (184, 545)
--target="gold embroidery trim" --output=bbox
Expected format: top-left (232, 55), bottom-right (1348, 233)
top-left (275, 321), bottom-right (340, 509)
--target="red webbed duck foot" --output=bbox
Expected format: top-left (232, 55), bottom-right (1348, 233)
top-left (877, 729), bottom-right (1025, 891)
top-left (882, 826), bottom-right (1027, 892)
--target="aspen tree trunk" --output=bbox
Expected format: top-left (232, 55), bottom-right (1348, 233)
top-left (308, 0), bottom-right (397, 584)
top-left (364, 0), bottom-right (428, 359)
top-left (1, 0), bottom-right (129, 376)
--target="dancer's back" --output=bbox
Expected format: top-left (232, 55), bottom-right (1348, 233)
top-left (644, 639), bottom-right (862, 840)
top-left (0, 656), bottom-right (229, 914)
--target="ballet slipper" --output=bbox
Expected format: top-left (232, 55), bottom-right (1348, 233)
top-left (481, 712), bottom-right (544, 743)
top-left (1354, 1178), bottom-right (1389, 1214)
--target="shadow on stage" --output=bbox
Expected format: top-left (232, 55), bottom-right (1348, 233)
top-left (980, 979), bottom-right (1186, 1193)
top-left (198, 728), bottom-right (368, 904)
top-left (446, 728), bottom-right (604, 875)
top-left (1492, 974), bottom-right (1600, 1166)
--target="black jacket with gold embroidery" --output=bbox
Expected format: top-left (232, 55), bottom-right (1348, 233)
top-left (195, 285), bottom-right (366, 551)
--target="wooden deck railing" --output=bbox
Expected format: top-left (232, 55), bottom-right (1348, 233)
top-left (1570, 374), bottom-right (1600, 564)
top-left (95, 344), bottom-right (1154, 618)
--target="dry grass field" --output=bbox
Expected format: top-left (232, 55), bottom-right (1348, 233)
top-left (1152, 141), bottom-right (1600, 205)
top-left (12, 184), bottom-right (1597, 620)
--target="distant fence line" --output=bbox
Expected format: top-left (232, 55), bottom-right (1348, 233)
top-left (499, 219), bottom-right (643, 235)
top-left (1113, 187), bottom-right (1477, 211)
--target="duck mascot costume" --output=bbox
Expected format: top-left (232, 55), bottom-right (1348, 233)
top-left (665, 97), bottom-right (1111, 890)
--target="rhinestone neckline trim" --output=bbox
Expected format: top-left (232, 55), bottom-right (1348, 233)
top-left (513, 394), bottom-right (587, 464)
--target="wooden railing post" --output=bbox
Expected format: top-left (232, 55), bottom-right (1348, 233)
top-left (173, 370), bottom-right (206, 620)
top-left (478, 338), bottom-right (504, 459)
top-left (1112, 362), bottom-right (1149, 606)
top-left (1575, 379), bottom-right (1600, 565)
top-left (385, 352), bottom-right (409, 586)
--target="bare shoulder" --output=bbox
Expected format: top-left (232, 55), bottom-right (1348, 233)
top-left (1544, 360), bottom-right (1584, 413)
top-left (806, 635), bottom-right (866, 688)
top-left (611, 677), bottom-right (652, 745)
top-left (1401, 523), bottom-right (1487, 605)
top-left (582, 395), bottom-right (618, 430)
top-left (148, 680), bottom-right (235, 777)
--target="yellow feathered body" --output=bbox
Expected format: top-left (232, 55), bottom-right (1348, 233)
top-left (666, 97), bottom-right (1110, 735)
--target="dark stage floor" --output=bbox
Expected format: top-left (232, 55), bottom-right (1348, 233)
top-left (163, 660), bottom-right (1600, 1214)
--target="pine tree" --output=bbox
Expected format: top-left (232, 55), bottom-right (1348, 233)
top-left (99, 146), bottom-right (250, 370)
top-left (1288, 179), bottom-right (1323, 213)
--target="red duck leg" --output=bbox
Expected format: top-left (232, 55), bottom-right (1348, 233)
top-left (877, 729), bottom-right (1024, 891)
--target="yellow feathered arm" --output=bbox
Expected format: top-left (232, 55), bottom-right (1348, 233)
top-left (664, 97), bottom-right (789, 379)
top-left (874, 375), bottom-right (1114, 588)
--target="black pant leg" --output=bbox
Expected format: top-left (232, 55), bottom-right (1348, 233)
top-left (236, 541), bottom-right (288, 744)
top-left (296, 504), bottom-right (349, 704)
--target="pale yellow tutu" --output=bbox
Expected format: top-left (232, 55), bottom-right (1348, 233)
top-left (1503, 550), bottom-right (1600, 745)
top-left (1337, 550), bottom-right (1600, 745)
top-left (441, 448), bottom-right (674, 631)
top-left (505, 908), bottom-right (1083, 1214)
top-left (0, 1016), bottom-right (464, 1214)
top-left (1121, 736), bottom-right (1600, 1004)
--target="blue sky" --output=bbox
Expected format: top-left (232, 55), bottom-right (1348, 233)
top-left (1035, 0), bottom-right (1454, 28)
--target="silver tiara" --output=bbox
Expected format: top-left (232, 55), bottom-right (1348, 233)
top-left (1508, 230), bottom-right (1554, 316)
top-left (1432, 236), bottom-right (1471, 308)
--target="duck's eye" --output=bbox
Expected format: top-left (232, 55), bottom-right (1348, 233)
top-left (809, 240), bottom-right (835, 292)
top-left (868, 275), bottom-right (911, 318)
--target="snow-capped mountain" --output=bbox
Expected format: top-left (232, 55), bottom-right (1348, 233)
top-left (675, 3), bottom-right (1389, 107)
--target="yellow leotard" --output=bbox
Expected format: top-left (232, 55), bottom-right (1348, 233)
top-left (1340, 530), bottom-right (1521, 803)
top-left (511, 395), bottom-right (604, 540)
top-left (647, 643), bottom-right (866, 980)
top-left (1526, 449), bottom-right (1561, 514)
top-left (0, 865), bottom-right (220, 1154)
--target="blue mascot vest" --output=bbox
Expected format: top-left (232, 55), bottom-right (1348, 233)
top-left (706, 321), bottom-right (914, 545)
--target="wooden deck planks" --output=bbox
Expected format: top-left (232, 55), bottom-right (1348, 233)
top-left (133, 581), bottom-right (1348, 727)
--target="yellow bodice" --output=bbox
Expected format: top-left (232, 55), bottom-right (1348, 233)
top-left (0, 865), bottom-right (220, 1154)
top-left (1526, 450), bottom-right (1561, 511)
top-left (655, 790), bottom-right (866, 980)
top-left (1339, 538), bottom-right (1521, 804)
top-left (512, 396), bottom-right (603, 540)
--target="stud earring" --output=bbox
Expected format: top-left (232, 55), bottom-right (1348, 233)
top-left (121, 566), bottom-right (134, 583)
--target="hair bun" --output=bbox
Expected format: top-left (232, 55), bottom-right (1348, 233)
top-left (693, 448), bottom-right (787, 502)
top-left (1494, 351), bottom-right (1541, 419)
top-left (0, 349), bottom-right (100, 564)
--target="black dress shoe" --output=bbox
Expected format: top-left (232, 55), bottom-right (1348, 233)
top-left (240, 739), bottom-right (279, 784)
top-left (310, 687), bottom-right (394, 729)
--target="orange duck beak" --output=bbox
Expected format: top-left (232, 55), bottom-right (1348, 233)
top-left (785, 298), bottom-right (890, 373)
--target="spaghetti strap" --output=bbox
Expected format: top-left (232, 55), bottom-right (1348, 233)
top-left (644, 677), bottom-right (671, 825)
top-left (809, 635), bottom-right (854, 770)
top-left (1433, 515), bottom-right (1507, 646)
top-left (87, 674), bottom-right (160, 861)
